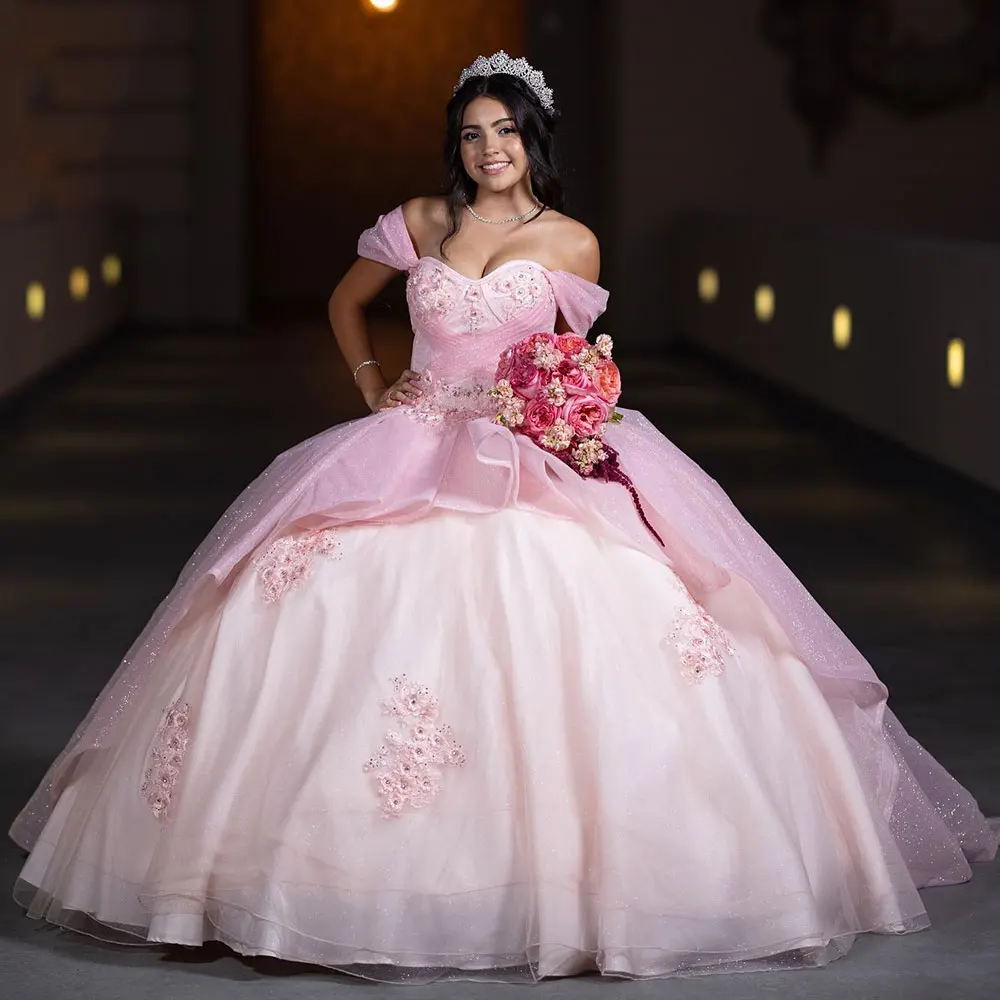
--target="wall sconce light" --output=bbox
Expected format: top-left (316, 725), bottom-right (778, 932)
top-left (947, 338), bottom-right (965, 388)
top-left (102, 254), bottom-right (122, 286)
top-left (832, 306), bottom-right (851, 349)
top-left (26, 282), bottom-right (45, 320)
top-left (69, 267), bottom-right (90, 301)
top-left (365, 0), bottom-right (399, 11)
top-left (698, 268), bottom-right (719, 303)
top-left (754, 284), bottom-right (775, 323)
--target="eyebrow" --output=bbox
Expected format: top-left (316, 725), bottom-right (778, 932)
top-left (461, 117), bottom-right (515, 130)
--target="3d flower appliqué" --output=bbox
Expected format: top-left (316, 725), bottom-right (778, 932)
top-left (364, 675), bottom-right (466, 818)
top-left (254, 528), bottom-right (341, 604)
top-left (665, 604), bottom-right (735, 683)
top-left (141, 700), bottom-right (192, 819)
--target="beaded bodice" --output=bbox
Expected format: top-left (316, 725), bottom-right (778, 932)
top-left (358, 206), bottom-right (609, 426)
top-left (405, 257), bottom-right (559, 384)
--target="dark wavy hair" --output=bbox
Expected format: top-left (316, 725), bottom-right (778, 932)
top-left (441, 73), bottom-right (563, 256)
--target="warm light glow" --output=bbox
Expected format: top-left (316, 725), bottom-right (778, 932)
top-left (754, 284), bottom-right (775, 323)
top-left (26, 282), bottom-right (45, 320)
top-left (832, 306), bottom-right (852, 349)
top-left (947, 338), bottom-right (965, 388)
top-left (102, 254), bottom-right (122, 286)
top-left (366, 0), bottom-right (398, 10)
top-left (69, 267), bottom-right (90, 301)
top-left (698, 267), bottom-right (719, 303)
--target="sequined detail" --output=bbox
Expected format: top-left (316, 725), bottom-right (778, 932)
top-left (487, 266), bottom-right (552, 320)
top-left (405, 375), bottom-right (494, 428)
top-left (408, 265), bottom-right (460, 323)
top-left (665, 605), bottom-right (735, 683)
top-left (364, 675), bottom-right (466, 818)
top-left (464, 284), bottom-right (488, 332)
top-left (141, 700), bottom-right (191, 819)
top-left (254, 528), bottom-right (341, 604)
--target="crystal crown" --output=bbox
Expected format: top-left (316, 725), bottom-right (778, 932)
top-left (454, 50), bottom-right (555, 113)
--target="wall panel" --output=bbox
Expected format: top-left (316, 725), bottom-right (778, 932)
top-left (253, 0), bottom-right (525, 312)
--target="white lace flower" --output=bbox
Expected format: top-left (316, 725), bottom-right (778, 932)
top-left (543, 377), bottom-right (567, 406)
top-left (539, 418), bottom-right (574, 452)
top-left (533, 340), bottom-right (563, 371)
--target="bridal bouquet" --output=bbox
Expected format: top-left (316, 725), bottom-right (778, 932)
top-left (488, 332), bottom-right (663, 545)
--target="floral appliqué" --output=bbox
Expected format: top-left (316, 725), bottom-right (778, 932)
top-left (664, 603), bottom-right (735, 683)
top-left (364, 675), bottom-right (466, 818)
top-left (254, 528), bottom-right (341, 604)
top-left (408, 265), bottom-right (460, 323)
top-left (141, 700), bottom-right (191, 819)
top-left (487, 266), bottom-right (552, 320)
top-left (405, 374), bottom-right (494, 428)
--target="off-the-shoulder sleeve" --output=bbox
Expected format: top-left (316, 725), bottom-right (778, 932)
top-left (548, 269), bottom-right (611, 335)
top-left (357, 205), bottom-right (420, 271)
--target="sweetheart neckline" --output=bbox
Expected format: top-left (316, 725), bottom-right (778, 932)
top-left (415, 256), bottom-right (551, 283)
top-left (413, 255), bottom-right (607, 293)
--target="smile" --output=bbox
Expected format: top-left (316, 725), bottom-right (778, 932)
top-left (480, 161), bottom-right (512, 175)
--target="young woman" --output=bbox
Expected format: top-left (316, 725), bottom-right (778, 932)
top-left (11, 51), bottom-right (996, 983)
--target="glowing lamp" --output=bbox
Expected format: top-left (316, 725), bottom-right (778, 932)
top-left (947, 338), bottom-right (965, 389)
top-left (832, 306), bottom-right (851, 350)
top-left (698, 268), bottom-right (719, 304)
top-left (754, 284), bottom-right (775, 323)
top-left (366, 0), bottom-right (398, 10)
top-left (26, 282), bottom-right (45, 320)
top-left (102, 254), bottom-right (122, 286)
top-left (69, 267), bottom-right (90, 301)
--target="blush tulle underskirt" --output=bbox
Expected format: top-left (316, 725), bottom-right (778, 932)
top-left (14, 507), bottom-right (940, 981)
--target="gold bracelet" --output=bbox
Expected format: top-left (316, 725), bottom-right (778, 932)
top-left (352, 358), bottom-right (381, 383)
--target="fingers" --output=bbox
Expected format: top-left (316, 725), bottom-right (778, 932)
top-left (394, 371), bottom-right (423, 401)
top-left (375, 371), bottom-right (423, 411)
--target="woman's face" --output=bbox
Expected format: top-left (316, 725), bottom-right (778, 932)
top-left (460, 95), bottom-right (530, 195)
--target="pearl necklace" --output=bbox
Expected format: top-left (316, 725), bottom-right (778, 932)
top-left (466, 201), bottom-right (542, 225)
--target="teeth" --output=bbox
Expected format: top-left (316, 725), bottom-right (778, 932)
top-left (481, 162), bottom-right (510, 172)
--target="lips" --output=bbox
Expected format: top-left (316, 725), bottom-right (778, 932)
top-left (480, 161), bottom-right (511, 175)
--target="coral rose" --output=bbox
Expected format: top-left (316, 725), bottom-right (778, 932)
top-left (593, 360), bottom-right (622, 404)
top-left (555, 333), bottom-right (588, 356)
top-left (564, 397), bottom-right (609, 437)
top-left (523, 398), bottom-right (558, 436)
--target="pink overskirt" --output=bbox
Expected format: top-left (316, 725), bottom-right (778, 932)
top-left (11, 406), bottom-right (997, 981)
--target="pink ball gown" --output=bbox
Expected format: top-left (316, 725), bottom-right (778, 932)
top-left (11, 206), bottom-right (997, 982)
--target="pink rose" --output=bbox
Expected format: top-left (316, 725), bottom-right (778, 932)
top-left (525, 332), bottom-right (557, 353)
top-left (495, 347), bottom-right (514, 382)
top-left (593, 360), bottom-right (622, 404)
top-left (508, 351), bottom-right (542, 395)
top-left (558, 361), bottom-right (590, 390)
top-left (555, 333), bottom-right (588, 356)
top-left (523, 398), bottom-right (558, 436)
top-left (564, 396), bottom-right (608, 437)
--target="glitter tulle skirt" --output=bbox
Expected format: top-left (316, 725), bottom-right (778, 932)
top-left (11, 407), bottom-right (996, 981)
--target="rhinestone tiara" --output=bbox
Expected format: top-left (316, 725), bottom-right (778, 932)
top-left (454, 50), bottom-right (555, 113)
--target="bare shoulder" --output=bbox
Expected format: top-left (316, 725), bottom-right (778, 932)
top-left (540, 211), bottom-right (600, 283)
top-left (401, 196), bottom-right (449, 254)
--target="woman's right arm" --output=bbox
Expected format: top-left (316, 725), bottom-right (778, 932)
top-left (328, 258), bottom-right (422, 413)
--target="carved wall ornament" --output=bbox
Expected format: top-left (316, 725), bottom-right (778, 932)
top-left (760, 0), bottom-right (1000, 167)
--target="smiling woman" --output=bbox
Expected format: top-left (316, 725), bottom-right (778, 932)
top-left (11, 45), bottom-right (997, 986)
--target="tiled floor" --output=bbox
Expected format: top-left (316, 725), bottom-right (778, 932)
top-left (1, 322), bottom-right (997, 999)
